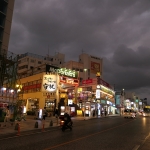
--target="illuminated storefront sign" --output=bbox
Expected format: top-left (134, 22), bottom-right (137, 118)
top-left (23, 84), bottom-right (41, 90)
top-left (100, 85), bottom-right (114, 96)
top-left (82, 79), bottom-right (93, 84)
top-left (60, 76), bottom-right (79, 86)
top-left (46, 65), bottom-right (78, 78)
top-left (42, 75), bottom-right (57, 92)
top-left (96, 89), bottom-right (100, 99)
top-left (58, 68), bottom-right (77, 78)
top-left (82, 78), bottom-right (112, 89)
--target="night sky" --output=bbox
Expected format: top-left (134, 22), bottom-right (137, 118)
top-left (9, 0), bottom-right (150, 103)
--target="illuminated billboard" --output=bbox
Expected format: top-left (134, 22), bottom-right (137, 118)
top-left (91, 62), bottom-right (100, 74)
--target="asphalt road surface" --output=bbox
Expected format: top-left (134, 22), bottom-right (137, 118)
top-left (0, 116), bottom-right (150, 150)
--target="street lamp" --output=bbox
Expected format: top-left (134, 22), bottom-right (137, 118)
top-left (84, 68), bottom-right (87, 80)
top-left (122, 89), bottom-right (125, 115)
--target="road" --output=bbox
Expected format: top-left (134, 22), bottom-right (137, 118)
top-left (0, 116), bottom-right (150, 150)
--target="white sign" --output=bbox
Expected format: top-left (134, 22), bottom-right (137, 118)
top-left (68, 99), bottom-right (73, 105)
top-left (96, 89), bottom-right (100, 99)
top-left (42, 75), bottom-right (57, 92)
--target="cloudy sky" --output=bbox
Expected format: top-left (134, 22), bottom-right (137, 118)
top-left (9, 0), bottom-right (150, 103)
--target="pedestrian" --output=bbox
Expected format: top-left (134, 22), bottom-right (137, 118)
top-left (3, 106), bottom-right (13, 127)
top-left (42, 107), bottom-right (47, 120)
top-left (105, 109), bottom-right (107, 117)
top-left (101, 110), bottom-right (103, 116)
top-left (93, 110), bottom-right (95, 117)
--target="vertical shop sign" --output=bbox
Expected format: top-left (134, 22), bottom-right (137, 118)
top-left (96, 89), bottom-right (100, 99)
top-left (42, 75), bottom-right (57, 92)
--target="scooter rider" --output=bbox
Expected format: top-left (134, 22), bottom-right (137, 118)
top-left (64, 112), bottom-right (72, 127)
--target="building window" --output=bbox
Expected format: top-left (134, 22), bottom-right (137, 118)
top-left (30, 59), bottom-right (34, 63)
top-left (80, 69), bottom-right (83, 72)
top-left (38, 61), bottom-right (42, 64)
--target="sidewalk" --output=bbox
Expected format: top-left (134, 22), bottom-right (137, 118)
top-left (0, 114), bottom-right (119, 135)
top-left (0, 116), bottom-right (59, 135)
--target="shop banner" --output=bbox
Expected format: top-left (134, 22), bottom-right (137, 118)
top-left (42, 75), bottom-right (57, 92)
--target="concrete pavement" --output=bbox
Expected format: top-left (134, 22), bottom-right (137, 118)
top-left (0, 114), bottom-right (150, 150)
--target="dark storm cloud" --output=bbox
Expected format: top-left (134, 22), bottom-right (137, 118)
top-left (113, 45), bottom-right (150, 68)
top-left (9, 0), bottom-right (150, 102)
top-left (103, 45), bottom-right (150, 101)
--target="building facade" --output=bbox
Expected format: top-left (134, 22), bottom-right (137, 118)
top-left (63, 53), bottom-right (103, 81)
top-left (17, 52), bottom-right (65, 76)
top-left (0, 0), bottom-right (15, 53)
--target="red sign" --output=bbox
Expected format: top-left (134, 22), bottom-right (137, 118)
top-left (99, 78), bottom-right (111, 89)
top-left (23, 83), bottom-right (41, 90)
top-left (82, 78), bottom-right (112, 89)
top-left (60, 77), bottom-right (79, 86)
top-left (0, 103), bottom-right (8, 108)
top-left (82, 79), bottom-right (93, 84)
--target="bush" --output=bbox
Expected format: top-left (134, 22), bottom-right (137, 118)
top-left (0, 111), bottom-right (6, 122)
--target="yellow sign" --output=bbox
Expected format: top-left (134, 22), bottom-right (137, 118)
top-left (96, 72), bottom-right (101, 77)
top-left (77, 110), bottom-right (82, 116)
top-left (145, 106), bottom-right (150, 108)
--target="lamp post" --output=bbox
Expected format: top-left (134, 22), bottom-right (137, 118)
top-left (121, 88), bottom-right (125, 115)
top-left (84, 68), bottom-right (87, 80)
top-left (83, 68), bottom-right (87, 120)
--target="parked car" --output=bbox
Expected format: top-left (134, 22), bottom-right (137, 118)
top-left (123, 109), bottom-right (136, 118)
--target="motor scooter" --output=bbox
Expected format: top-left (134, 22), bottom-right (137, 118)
top-left (60, 117), bottom-right (73, 131)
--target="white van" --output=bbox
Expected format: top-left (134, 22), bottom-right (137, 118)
top-left (123, 109), bottom-right (136, 118)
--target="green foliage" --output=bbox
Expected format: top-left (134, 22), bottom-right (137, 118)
top-left (0, 111), bottom-right (5, 122)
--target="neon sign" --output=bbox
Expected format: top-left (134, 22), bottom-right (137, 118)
top-left (60, 77), bottom-right (79, 86)
top-left (46, 65), bottom-right (78, 78)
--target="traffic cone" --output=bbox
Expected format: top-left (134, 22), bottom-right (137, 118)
top-left (42, 123), bottom-right (45, 131)
top-left (34, 121), bottom-right (38, 128)
top-left (50, 120), bottom-right (53, 126)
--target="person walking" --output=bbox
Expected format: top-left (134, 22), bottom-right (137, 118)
top-left (3, 106), bottom-right (13, 127)
top-left (42, 107), bottom-right (47, 120)
top-left (104, 109), bottom-right (107, 117)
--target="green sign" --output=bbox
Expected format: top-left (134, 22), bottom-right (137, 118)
top-left (101, 100), bottom-right (106, 104)
top-left (58, 68), bottom-right (78, 78)
top-left (46, 65), bottom-right (78, 78)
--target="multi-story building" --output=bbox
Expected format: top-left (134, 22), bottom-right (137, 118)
top-left (0, 0), bottom-right (15, 53)
top-left (17, 52), bottom-right (65, 78)
top-left (115, 90), bottom-right (141, 114)
top-left (63, 53), bottom-right (103, 81)
top-left (0, 51), bottom-right (116, 117)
